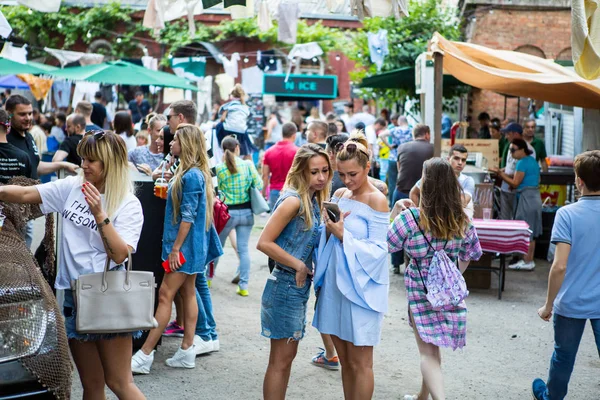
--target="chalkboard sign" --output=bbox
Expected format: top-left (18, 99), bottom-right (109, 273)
top-left (263, 74), bottom-right (338, 99)
top-left (246, 93), bottom-right (264, 138)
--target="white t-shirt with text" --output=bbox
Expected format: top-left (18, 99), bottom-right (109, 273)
top-left (37, 175), bottom-right (144, 290)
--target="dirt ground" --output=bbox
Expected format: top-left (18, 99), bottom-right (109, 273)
top-left (57, 215), bottom-right (599, 400)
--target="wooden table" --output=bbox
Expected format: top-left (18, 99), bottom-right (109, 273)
top-left (471, 219), bottom-right (531, 299)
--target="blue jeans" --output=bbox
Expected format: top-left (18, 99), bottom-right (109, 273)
top-left (195, 272), bottom-right (217, 341)
top-left (217, 208), bottom-right (254, 290)
top-left (544, 314), bottom-right (600, 400)
top-left (391, 189), bottom-right (409, 267)
top-left (268, 189), bottom-right (281, 211)
top-left (386, 161), bottom-right (398, 208)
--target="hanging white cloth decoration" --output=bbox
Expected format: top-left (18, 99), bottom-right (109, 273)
top-left (220, 52), bottom-right (241, 78)
top-left (288, 42), bottom-right (324, 60)
top-left (0, 42), bottom-right (26, 63)
top-left (230, 0), bottom-right (254, 19)
top-left (257, 0), bottom-right (273, 32)
top-left (44, 47), bottom-right (104, 68)
top-left (0, 11), bottom-right (12, 39)
top-left (17, 0), bottom-right (61, 13)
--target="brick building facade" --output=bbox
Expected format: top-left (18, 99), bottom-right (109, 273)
top-left (462, 0), bottom-right (572, 123)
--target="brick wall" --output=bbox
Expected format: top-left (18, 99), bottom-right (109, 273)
top-left (466, 6), bottom-right (571, 124)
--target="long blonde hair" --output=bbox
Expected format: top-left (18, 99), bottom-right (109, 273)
top-left (77, 131), bottom-right (134, 218)
top-left (419, 158), bottom-right (469, 240)
top-left (283, 143), bottom-right (332, 229)
top-left (170, 124), bottom-right (214, 230)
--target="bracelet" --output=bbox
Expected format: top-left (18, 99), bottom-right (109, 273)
top-left (97, 217), bottom-right (110, 228)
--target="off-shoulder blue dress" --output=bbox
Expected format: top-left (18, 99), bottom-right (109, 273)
top-left (312, 197), bottom-right (390, 346)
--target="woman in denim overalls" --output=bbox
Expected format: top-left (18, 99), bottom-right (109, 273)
top-left (257, 144), bottom-right (332, 399)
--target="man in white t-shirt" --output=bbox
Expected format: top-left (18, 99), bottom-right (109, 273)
top-left (410, 143), bottom-right (476, 218)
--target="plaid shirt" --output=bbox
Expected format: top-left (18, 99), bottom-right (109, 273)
top-left (216, 157), bottom-right (263, 205)
top-left (388, 126), bottom-right (413, 159)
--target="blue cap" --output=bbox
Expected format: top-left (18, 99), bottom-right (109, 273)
top-left (501, 122), bottom-right (523, 134)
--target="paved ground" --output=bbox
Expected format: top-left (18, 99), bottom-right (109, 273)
top-left (31, 217), bottom-right (599, 400)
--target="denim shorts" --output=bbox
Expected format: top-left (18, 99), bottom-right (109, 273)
top-left (63, 289), bottom-right (143, 342)
top-left (260, 268), bottom-right (312, 341)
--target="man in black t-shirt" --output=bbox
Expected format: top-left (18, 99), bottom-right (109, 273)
top-left (53, 113), bottom-right (85, 166)
top-left (0, 108), bottom-right (31, 183)
top-left (91, 91), bottom-right (107, 129)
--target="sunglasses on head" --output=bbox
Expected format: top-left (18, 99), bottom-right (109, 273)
top-left (85, 130), bottom-right (106, 140)
top-left (334, 142), bottom-right (369, 158)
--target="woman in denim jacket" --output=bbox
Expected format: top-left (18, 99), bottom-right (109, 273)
top-left (132, 124), bottom-right (223, 373)
top-left (257, 144), bottom-right (332, 399)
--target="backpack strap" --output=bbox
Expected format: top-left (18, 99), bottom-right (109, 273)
top-left (407, 208), bottom-right (429, 295)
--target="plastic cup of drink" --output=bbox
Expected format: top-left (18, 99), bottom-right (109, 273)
top-left (0, 214), bottom-right (5, 232)
top-left (482, 207), bottom-right (492, 220)
top-left (154, 178), bottom-right (168, 199)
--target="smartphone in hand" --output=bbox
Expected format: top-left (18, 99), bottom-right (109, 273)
top-left (162, 251), bottom-right (186, 273)
top-left (323, 201), bottom-right (341, 223)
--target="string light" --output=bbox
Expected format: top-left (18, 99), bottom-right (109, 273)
top-left (335, 54), bottom-right (341, 61)
top-left (243, 57), bottom-right (249, 63)
top-left (57, 21), bottom-right (63, 29)
top-left (357, 52), bottom-right (362, 58)
top-left (116, 37), bottom-right (122, 43)
top-left (27, 8), bottom-right (33, 15)
top-left (86, 30), bottom-right (92, 39)
top-left (269, 58), bottom-right (275, 64)
top-left (168, 53), bottom-right (173, 59)
top-left (312, 57), bottom-right (318, 63)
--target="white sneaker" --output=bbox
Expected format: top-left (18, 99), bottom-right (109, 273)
top-left (508, 260), bottom-right (525, 270)
top-left (211, 339), bottom-right (220, 352)
top-left (193, 335), bottom-right (213, 356)
top-left (165, 345), bottom-right (196, 368)
top-left (519, 261), bottom-right (536, 271)
top-left (131, 350), bottom-right (154, 375)
top-left (403, 395), bottom-right (418, 400)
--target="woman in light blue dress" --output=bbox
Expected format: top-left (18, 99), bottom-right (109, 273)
top-left (313, 132), bottom-right (389, 399)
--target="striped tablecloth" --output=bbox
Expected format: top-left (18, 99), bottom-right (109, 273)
top-left (472, 219), bottom-right (532, 255)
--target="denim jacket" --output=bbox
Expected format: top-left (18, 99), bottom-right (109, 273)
top-left (273, 189), bottom-right (321, 273)
top-left (162, 168), bottom-right (223, 271)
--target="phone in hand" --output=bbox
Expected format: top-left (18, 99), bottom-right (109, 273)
top-left (323, 201), bottom-right (341, 223)
top-left (162, 251), bottom-right (186, 273)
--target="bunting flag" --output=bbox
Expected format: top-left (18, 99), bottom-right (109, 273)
top-left (224, 0), bottom-right (246, 7)
top-left (202, 0), bottom-right (221, 9)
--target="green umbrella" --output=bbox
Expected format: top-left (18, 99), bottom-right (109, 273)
top-left (48, 60), bottom-right (198, 91)
top-left (0, 57), bottom-right (53, 75)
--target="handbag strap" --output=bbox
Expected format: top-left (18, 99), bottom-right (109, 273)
top-left (102, 248), bottom-right (133, 291)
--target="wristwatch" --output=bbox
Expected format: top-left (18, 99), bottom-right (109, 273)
top-left (97, 217), bottom-right (110, 228)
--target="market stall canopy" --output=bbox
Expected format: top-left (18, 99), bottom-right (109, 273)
top-left (47, 60), bottom-right (198, 91)
top-left (358, 65), bottom-right (463, 91)
top-left (27, 61), bottom-right (58, 72)
top-left (430, 32), bottom-right (600, 109)
top-left (0, 57), bottom-right (54, 75)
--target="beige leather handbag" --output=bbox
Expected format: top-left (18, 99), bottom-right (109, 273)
top-left (72, 250), bottom-right (158, 334)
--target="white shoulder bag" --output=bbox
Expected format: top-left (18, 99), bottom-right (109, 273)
top-left (72, 250), bottom-right (158, 334)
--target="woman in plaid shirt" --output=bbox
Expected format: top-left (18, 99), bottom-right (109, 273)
top-left (387, 158), bottom-right (482, 400)
top-left (215, 135), bottom-right (262, 296)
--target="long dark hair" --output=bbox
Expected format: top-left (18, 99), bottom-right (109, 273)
top-left (419, 158), bottom-right (469, 240)
top-left (162, 125), bottom-right (173, 157)
top-left (113, 111), bottom-right (134, 137)
top-left (222, 135), bottom-right (240, 174)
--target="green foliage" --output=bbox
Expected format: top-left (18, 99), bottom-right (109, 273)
top-left (2, 2), bottom-right (150, 60)
top-left (348, 0), bottom-right (463, 102)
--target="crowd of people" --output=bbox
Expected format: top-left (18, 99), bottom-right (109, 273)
top-left (0, 88), bottom-right (597, 400)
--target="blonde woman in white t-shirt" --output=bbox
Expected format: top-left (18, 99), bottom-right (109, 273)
top-left (0, 130), bottom-right (146, 400)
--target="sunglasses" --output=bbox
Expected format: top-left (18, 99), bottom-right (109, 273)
top-left (85, 130), bottom-right (106, 140)
top-left (509, 147), bottom-right (520, 153)
top-left (335, 142), bottom-right (369, 158)
top-left (167, 114), bottom-right (177, 121)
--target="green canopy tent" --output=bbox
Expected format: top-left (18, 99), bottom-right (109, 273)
top-left (0, 57), bottom-right (56, 75)
top-left (48, 60), bottom-right (198, 91)
top-left (27, 61), bottom-right (58, 72)
top-left (358, 65), bottom-right (464, 93)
